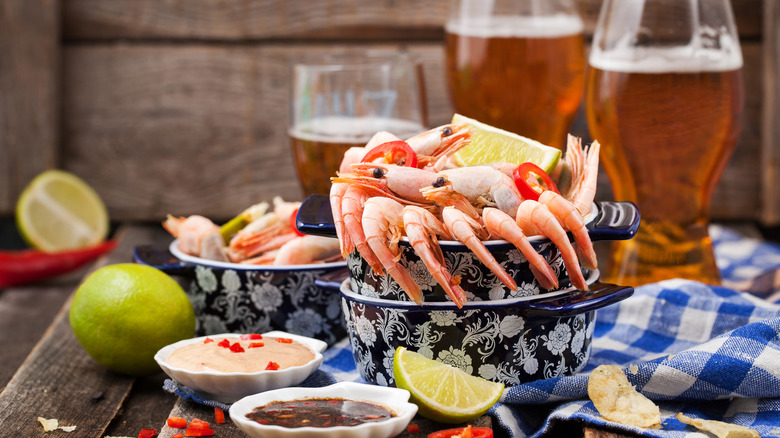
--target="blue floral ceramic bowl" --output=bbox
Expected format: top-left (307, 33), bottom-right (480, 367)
top-left (134, 242), bottom-right (348, 346)
top-left (338, 271), bottom-right (633, 386)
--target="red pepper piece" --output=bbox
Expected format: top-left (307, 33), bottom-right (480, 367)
top-left (513, 162), bottom-right (560, 202)
top-left (289, 208), bottom-right (305, 237)
top-left (428, 426), bottom-right (493, 438)
top-left (214, 407), bottom-right (225, 424)
top-left (408, 424), bottom-right (421, 433)
top-left (203, 338), bottom-right (214, 344)
top-left (248, 342), bottom-right (264, 348)
top-left (240, 334), bottom-right (263, 340)
top-left (166, 416), bottom-right (188, 428)
top-left (188, 418), bottom-right (210, 429)
top-left (361, 141), bottom-right (418, 168)
top-left (138, 428), bottom-right (157, 438)
top-left (217, 339), bottom-right (230, 348)
top-left (172, 434), bottom-right (183, 438)
top-left (265, 361), bottom-right (280, 370)
top-left (276, 338), bottom-right (293, 344)
top-left (184, 427), bottom-right (214, 437)
top-left (229, 342), bottom-right (245, 353)
top-left (0, 240), bottom-right (117, 289)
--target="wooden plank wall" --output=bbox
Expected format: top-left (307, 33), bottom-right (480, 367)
top-left (0, 0), bottom-right (774, 224)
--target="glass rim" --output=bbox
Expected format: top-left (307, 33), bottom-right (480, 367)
top-left (291, 50), bottom-right (420, 71)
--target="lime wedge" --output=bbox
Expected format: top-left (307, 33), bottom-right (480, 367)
top-left (393, 346), bottom-right (504, 424)
top-left (452, 113), bottom-right (562, 174)
top-left (16, 170), bottom-right (108, 251)
top-left (219, 201), bottom-right (269, 243)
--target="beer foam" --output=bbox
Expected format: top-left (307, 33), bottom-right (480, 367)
top-left (446, 15), bottom-right (583, 38)
top-left (289, 116), bottom-right (425, 143)
top-left (590, 40), bottom-right (743, 72)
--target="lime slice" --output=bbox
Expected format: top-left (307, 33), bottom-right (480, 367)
top-left (219, 201), bottom-right (269, 243)
top-left (452, 113), bottom-right (562, 174)
top-left (16, 170), bottom-right (108, 251)
top-left (393, 346), bottom-right (504, 424)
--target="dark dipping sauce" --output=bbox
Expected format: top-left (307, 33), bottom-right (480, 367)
top-left (247, 398), bottom-right (395, 428)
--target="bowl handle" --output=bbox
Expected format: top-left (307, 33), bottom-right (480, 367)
top-left (588, 201), bottom-right (640, 241)
top-left (296, 194), bottom-right (338, 239)
top-left (313, 267), bottom-right (350, 291)
top-left (526, 282), bottom-right (634, 318)
top-left (133, 245), bottom-right (194, 277)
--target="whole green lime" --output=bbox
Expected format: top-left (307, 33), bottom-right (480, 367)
top-left (69, 263), bottom-right (195, 376)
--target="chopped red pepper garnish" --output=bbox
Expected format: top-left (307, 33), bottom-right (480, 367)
top-left (214, 407), bottom-right (225, 424)
top-left (229, 342), bottom-right (245, 353)
top-left (513, 162), bottom-right (560, 201)
top-left (289, 207), bottom-right (305, 237)
top-left (428, 425), bottom-right (493, 438)
top-left (172, 433), bottom-right (183, 438)
top-left (184, 427), bottom-right (214, 437)
top-left (187, 418), bottom-right (210, 430)
top-left (217, 339), bottom-right (230, 348)
top-left (240, 333), bottom-right (264, 340)
top-left (248, 342), bottom-right (265, 348)
top-left (276, 338), bottom-right (293, 344)
top-left (166, 416), bottom-right (188, 428)
top-left (265, 361), bottom-right (280, 370)
top-left (361, 140), bottom-right (418, 168)
top-left (408, 423), bottom-right (421, 433)
top-left (0, 240), bottom-right (118, 289)
top-left (138, 428), bottom-right (157, 438)
top-left (203, 338), bottom-right (214, 344)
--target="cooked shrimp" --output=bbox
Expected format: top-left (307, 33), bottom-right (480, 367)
top-left (482, 207), bottom-right (558, 290)
top-left (422, 166), bottom-right (522, 218)
top-left (341, 184), bottom-right (384, 275)
top-left (362, 197), bottom-right (423, 304)
top-left (571, 139), bottom-right (600, 217)
top-left (163, 214), bottom-right (222, 258)
top-left (330, 182), bottom-right (352, 257)
top-left (333, 163), bottom-right (437, 205)
top-left (538, 191), bottom-right (598, 270)
top-left (403, 206), bottom-right (467, 307)
top-left (272, 235), bottom-right (341, 265)
top-left (339, 131), bottom-right (401, 173)
top-left (442, 207), bottom-right (518, 292)
top-left (515, 200), bottom-right (588, 290)
top-left (405, 124), bottom-right (472, 171)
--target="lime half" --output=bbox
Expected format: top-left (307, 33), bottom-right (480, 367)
top-left (16, 170), bottom-right (108, 251)
top-left (452, 113), bottom-right (562, 173)
top-left (393, 346), bottom-right (504, 424)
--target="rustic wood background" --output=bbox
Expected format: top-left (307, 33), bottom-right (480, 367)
top-left (1, 0), bottom-right (776, 225)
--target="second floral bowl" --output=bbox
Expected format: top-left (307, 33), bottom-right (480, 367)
top-left (339, 271), bottom-right (633, 386)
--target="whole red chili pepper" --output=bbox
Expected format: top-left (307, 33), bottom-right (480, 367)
top-left (0, 240), bottom-right (118, 289)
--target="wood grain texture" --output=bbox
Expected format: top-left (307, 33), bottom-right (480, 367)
top-left (0, 1), bottom-right (60, 214)
top-left (762, 0), bottom-right (780, 225)
top-left (61, 0), bottom-right (762, 41)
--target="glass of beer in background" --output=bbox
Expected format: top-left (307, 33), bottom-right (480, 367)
top-left (586, 0), bottom-right (744, 286)
top-left (289, 51), bottom-right (427, 197)
top-left (445, 0), bottom-right (585, 149)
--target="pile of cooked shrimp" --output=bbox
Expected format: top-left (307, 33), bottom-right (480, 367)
top-left (330, 123), bottom-right (600, 308)
top-left (163, 197), bottom-right (341, 266)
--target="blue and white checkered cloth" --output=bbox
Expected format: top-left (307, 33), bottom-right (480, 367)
top-left (169, 224), bottom-right (780, 436)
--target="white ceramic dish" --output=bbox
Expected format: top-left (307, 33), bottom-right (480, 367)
top-left (155, 330), bottom-right (328, 403)
top-left (230, 381), bottom-right (418, 438)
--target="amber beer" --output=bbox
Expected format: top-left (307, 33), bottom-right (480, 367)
top-left (445, 16), bottom-right (585, 149)
top-left (586, 54), bottom-right (744, 286)
top-left (290, 116), bottom-right (425, 196)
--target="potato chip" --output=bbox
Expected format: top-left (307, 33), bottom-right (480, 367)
top-left (676, 413), bottom-right (760, 438)
top-left (38, 417), bottom-right (58, 432)
top-left (587, 364), bottom-right (661, 428)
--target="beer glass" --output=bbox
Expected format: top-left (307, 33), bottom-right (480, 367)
top-left (289, 52), bottom-right (427, 197)
top-left (585, 0), bottom-right (744, 286)
top-left (445, 0), bottom-right (585, 149)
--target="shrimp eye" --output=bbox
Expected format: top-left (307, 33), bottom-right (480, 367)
top-left (372, 168), bottom-right (386, 178)
top-left (432, 176), bottom-right (447, 188)
top-left (441, 126), bottom-right (453, 137)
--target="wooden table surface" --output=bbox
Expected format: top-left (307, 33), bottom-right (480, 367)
top-left (0, 223), bottom-right (636, 438)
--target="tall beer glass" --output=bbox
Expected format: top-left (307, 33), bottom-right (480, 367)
top-left (586, 0), bottom-right (744, 286)
top-left (445, 0), bottom-right (585, 149)
top-left (290, 52), bottom-right (427, 196)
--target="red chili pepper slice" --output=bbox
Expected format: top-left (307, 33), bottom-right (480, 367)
top-left (229, 342), bottom-right (245, 353)
top-left (265, 361), bottom-right (280, 370)
top-left (138, 428), bottom-right (157, 438)
top-left (361, 141), bottom-right (418, 168)
top-left (166, 417), bottom-right (188, 428)
top-left (184, 427), bottom-right (214, 437)
top-left (0, 240), bottom-right (117, 289)
top-left (217, 339), bottom-right (230, 348)
top-left (408, 424), bottom-right (421, 434)
top-left (289, 207), bottom-right (305, 237)
top-left (214, 407), bottom-right (225, 424)
top-left (172, 433), bottom-right (183, 438)
top-left (276, 338), bottom-right (293, 344)
top-left (188, 418), bottom-right (210, 429)
top-left (248, 342), bottom-right (265, 348)
top-left (513, 162), bottom-right (560, 201)
top-left (202, 338), bottom-right (214, 344)
top-left (428, 426), bottom-right (493, 438)
top-left (240, 333), bottom-right (263, 340)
